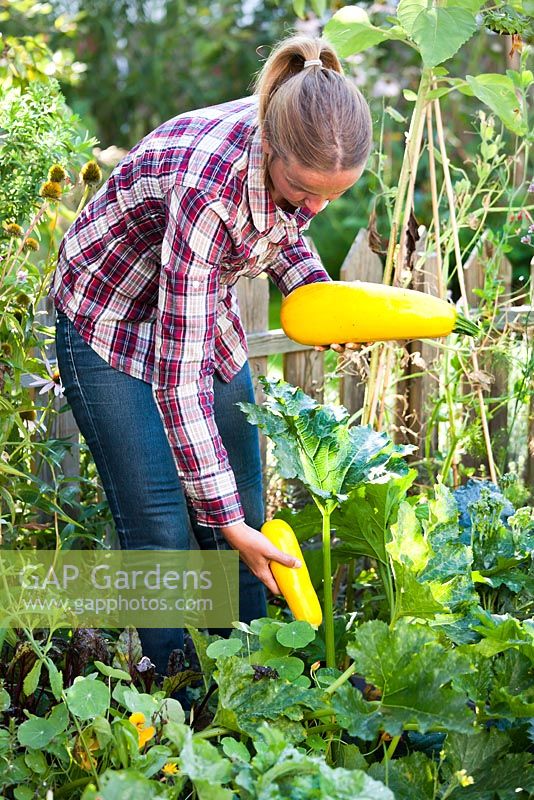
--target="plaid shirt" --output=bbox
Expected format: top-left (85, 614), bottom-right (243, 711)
top-left (50, 96), bottom-right (330, 527)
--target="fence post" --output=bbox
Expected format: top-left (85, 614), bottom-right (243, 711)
top-left (236, 274), bottom-right (270, 471)
top-left (338, 229), bottom-right (383, 415)
top-left (283, 237), bottom-right (326, 402)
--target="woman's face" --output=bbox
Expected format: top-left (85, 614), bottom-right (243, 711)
top-left (263, 143), bottom-right (364, 215)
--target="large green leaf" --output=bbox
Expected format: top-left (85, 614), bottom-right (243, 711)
top-left (466, 73), bottom-right (529, 136)
top-left (213, 655), bottom-right (328, 742)
top-left (17, 703), bottom-right (68, 749)
top-left (65, 676), bottom-right (110, 720)
top-left (397, 0), bottom-right (478, 67)
top-left (239, 378), bottom-right (412, 511)
top-left (332, 620), bottom-right (473, 738)
top-left (471, 611), bottom-right (534, 662)
top-left (444, 730), bottom-right (534, 799)
top-left (368, 752), bottom-right (437, 800)
top-left (331, 470), bottom-right (417, 564)
top-left (387, 485), bottom-right (477, 620)
top-left (324, 6), bottom-right (406, 57)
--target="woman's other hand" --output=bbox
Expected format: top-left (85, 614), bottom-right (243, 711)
top-left (220, 521), bottom-right (301, 595)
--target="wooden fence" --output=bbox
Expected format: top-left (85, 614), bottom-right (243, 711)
top-left (42, 228), bottom-right (534, 494)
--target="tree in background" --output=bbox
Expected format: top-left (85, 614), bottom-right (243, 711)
top-left (2, 0), bottom-right (297, 147)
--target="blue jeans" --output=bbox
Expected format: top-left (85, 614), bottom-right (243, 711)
top-left (55, 309), bottom-right (266, 673)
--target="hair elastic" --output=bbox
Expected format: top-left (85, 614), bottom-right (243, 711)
top-left (303, 58), bottom-right (322, 68)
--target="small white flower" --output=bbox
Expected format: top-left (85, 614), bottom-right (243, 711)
top-left (28, 358), bottom-right (64, 398)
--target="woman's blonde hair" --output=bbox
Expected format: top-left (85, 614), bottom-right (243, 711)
top-left (254, 34), bottom-right (372, 172)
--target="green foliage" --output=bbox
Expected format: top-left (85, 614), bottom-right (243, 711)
top-left (0, 78), bottom-right (96, 226)
top-left (332, 619), bottom-right (474, 739)
top-left (240, 377), bottom-right (412, 512)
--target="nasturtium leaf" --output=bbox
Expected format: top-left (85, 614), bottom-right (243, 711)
top-left (121, 688), bottom-right (161, 720)
top-left (206, 638), bottom-right (243, 659)
top-left (324, 6), bottom-right (406, 57)
top-left (23, 749), bottom-right (47, 775)
top-left (17, 703), bottom-right (68, 748)
top-left (264, 656), bottom-right (305, 681)
top-left (466, 73), bottom-right (528, 136)
top-left (397, 0), bottom-right (477, 67)
top-left (65, 676), bottom-right (110, 720)
top-left (276, 620), bottom-right (316, 649)
top-left (257, 620), bottom-right (291, 659)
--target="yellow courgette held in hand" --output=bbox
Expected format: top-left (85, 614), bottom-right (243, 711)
top-left (261, 519), bottom-right (322, 627)
top-left (280, 281), bottom-right (479, 346)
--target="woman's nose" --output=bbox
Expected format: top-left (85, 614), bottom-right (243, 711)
top-left (304, 197), bottom-right (329, 214)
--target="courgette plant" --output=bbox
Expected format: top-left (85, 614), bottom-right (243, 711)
top-left (239, 377), bottom-right (413, 668)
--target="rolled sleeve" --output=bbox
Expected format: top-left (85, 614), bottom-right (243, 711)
top-left (265, 235), bottom-right (332, 296)
top-left (152, 186), bottom-right (245, 527)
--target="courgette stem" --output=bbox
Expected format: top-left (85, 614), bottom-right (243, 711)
top-left (452, 314), bottom-right (479, 336)
top-left (322, 508), bottom-right (335, 669)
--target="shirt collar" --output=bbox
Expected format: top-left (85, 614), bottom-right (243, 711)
top-left (247, 128), bottom-right (315, 240)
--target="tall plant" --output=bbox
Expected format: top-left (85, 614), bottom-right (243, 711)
top-left (239, 377), bottom-right (413, 667)
top-left (321, 1), bottom-right (532, 483)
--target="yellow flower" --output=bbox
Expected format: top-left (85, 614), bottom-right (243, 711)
top-left (128, 711), bottom-right (156, 749)
top-left (162, 762), bottom-right (179, 776)
top-left (3, 222), bottom-right (24, 237)
top-left (48, 164), bottom-right (67, 183)
top-left (80, 160), bottom-right (102, 186)
top-left (129, 711), bottom-right (146, 729)
top-left (455, 769), bottom-right (474, 787)
top-left (73, 733), bottom-right (99, 771)
top-left (39, 181), bottom-right (62, 201)
top-left (23, 237), bottom-right (39, 251)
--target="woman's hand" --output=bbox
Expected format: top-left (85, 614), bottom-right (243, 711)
top-left (220, 521), bottom-right (301, 596)
top-left (314, 342), bottom-right (365, 353)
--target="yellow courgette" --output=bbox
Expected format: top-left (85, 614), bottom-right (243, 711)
top-left (280, 281), bottom-right (478, 346)
top-left (261, 519), bottom-right (322, 627)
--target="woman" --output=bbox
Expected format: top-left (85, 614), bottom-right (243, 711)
top-left (50, 34), bottom-right (372, 674)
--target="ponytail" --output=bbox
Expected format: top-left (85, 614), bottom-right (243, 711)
top-left (254, 34), bottom-right (372, 172)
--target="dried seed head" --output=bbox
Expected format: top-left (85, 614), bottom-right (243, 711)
top-left (3, 222), bottom-right (24, 238)
top-left (48, 164), bottom-right (67, 183)
top-left (39, 181), bottom-right (62, 201)
top-left (80, 160), bottom-right (102, 185)
top-left (23, 237), bottom-right (39, 251)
